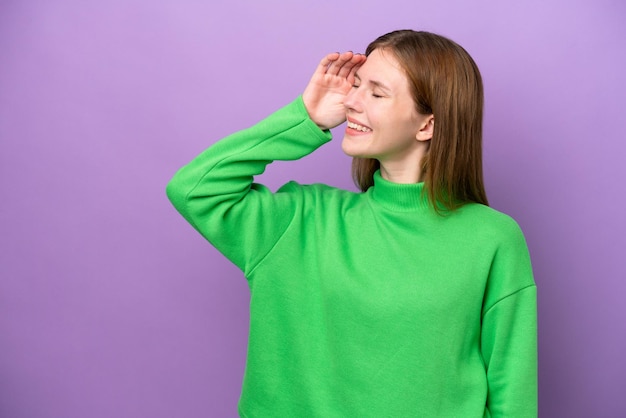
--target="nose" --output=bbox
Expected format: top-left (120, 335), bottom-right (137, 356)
top-left (343, 87), bottom-right (363, 113)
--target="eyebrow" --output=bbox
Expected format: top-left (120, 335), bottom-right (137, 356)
top-left (354, 73), bottom-right (392, 94)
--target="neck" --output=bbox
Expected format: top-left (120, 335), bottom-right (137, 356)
top-left (370, 170), bottom-right (430, 211)
top-left (378, 142), bottom-right (428, 184)
top-left (379, 165), bottom-right (423, 183)
top-left (379, 153), bottom-right (426, 184)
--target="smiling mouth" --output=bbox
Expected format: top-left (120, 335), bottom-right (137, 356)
top-left (347, 121), bottom-right (372, 132)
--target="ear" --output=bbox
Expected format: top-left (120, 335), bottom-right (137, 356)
top-left (415, 115), bottom-right (434, 142)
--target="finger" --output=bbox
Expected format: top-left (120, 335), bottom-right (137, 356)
top-left (314, 52), bottom-right (340, 76)
top-left (326, 51), bottom-right (354, 76)
top-left (346, 54), bottom-right (366, 84)
top-left (339, 53), bottom-right (366, 80)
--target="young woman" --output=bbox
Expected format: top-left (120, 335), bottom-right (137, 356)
top-left (167, 30), bottom-right (537, 417)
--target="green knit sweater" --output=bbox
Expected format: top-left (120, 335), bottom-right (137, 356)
top-left (166, 97), bottom-right (537, 417)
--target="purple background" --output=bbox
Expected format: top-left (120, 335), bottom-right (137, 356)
top-left (1, 0), bottom-right (624, 416)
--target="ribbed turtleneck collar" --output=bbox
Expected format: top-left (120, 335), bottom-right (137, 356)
top-left (369, 170), bottom-right (430, 211)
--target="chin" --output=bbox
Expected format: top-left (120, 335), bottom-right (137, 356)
top-left (341, 136), bottom-right (367, 158)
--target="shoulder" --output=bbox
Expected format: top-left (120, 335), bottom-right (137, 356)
top-left (276, 181), bottom-right (360, 204)
top-left (452, 203), bottom-right (528, 248)
top-left (460, 203), bottom-right (522, 229)
top-left (277, 180), bottom-right (355, 195)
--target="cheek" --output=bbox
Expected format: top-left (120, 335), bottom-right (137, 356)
top-left (395, 110), bottom-right (422, 134)
top-left (364, 106), bottom-right (384, 129)
top-left (366, 100), bottom-right (404, 130)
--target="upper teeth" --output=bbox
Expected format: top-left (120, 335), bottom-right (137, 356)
top-left (348, 121), bottom-right (372, 132)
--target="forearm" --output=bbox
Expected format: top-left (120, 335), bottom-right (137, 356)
top-left (482, 285), bottom-right (538, 417)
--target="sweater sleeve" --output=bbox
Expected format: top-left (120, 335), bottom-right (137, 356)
top-left (481, 221), bottom-right (538, 417)
top-left (166, 96), bottom-right (332, 274)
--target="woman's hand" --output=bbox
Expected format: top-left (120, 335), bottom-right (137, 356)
top-left (302, 51), bottom-right (366, 131)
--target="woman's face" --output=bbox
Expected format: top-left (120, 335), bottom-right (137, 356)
top-left (341, 49), bottom-right (433, 171)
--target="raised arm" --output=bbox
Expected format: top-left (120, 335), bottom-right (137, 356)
top-left (166, 52), bottom-right (364, 274)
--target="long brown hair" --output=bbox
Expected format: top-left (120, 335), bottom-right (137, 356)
top-left (352, 30), bottom-right (488, 212)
